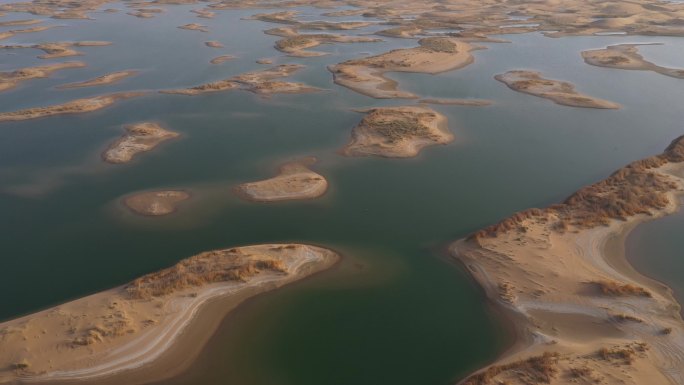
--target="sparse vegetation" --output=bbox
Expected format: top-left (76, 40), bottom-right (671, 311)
top-left (597, 343), bottom-right (648, 365)
top-left (593, 280), bottom-right (652, 297)
top-left (419, 37), bottom-right (458, 53)
top-left (463, 352), bottom-right (560, 385)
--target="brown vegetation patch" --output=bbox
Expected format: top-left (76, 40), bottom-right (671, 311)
top-left (463, 352), bottom-right (561, 385)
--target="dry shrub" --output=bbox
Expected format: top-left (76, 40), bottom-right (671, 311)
top-left (463, 352), bottom-right (560, 385)
top-left (470, 135), bottom-right (684, 241)
top-left (593, 280), bottom-right (651, 297)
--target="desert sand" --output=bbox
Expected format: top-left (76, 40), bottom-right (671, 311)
top-left (495, 70), bottom-right (621, 109)
top-left (250, 10), bottom-right (372, 30)
top-left (57, 70), bottom-right (138, 89)
top-left (329, 38), bottom-right (478, 99)
top-left (0, 92), bottom-right (145, 122)
top-left (342, 105), bottom-right (453, 158)
top-left (582, 44), bottom-right (684, 79)
top-left (123, 190), bottom-right (190, 216)
top-left (209, 54), bottom-right (236, 64)
top-left (0, 61), bottom-right (85, 93)
top-left (235, 157), bottom-right (328, 202)
top-left (453, 136), bottom-right (684, 385)
top-left (0, 244), bottom-right (339, 383)
top-left (161, 64), bottom-right (319, 96)
top-left (102, 122), bottom-right (179, 164)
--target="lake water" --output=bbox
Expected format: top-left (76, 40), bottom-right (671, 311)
top-left (1, 4), bottom-right (684, 385)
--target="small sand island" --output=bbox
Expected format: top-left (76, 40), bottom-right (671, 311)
top-left (266, 26), bottom-right (381, 57)
top-left (495, 70), bottom-right (621, 109)
top-left (0, 18), bottom-right (42, 27)
top-left (0, 61), bottom-right (85, 93)
top-left (0, 244), bottom-right (339, 383)
top-left (205, 40), bottom-right (224, 48)
top-left (329, 37), bottom-right (477, 99)
top-left (453, 136), bottom-right (684, 385)
top-left (57, 70), bottom-right (138, 89)
top-left (210, 55), bottom-right (236, 64)
top-left (235, 157), bottom-right (328, 202)
top-left (103, 122), bottom-right (179, 164)
top-left (342, 106), bottom-right (453, 158)
top-left (582, 44), bottom-right (684, 79)
top-left (0, 92), bottom-right (145, 122)
top-left (123, 190), bottom-right (190, 216)
top-left (0, 25), bottom-right (56, 41)
top-left (0, 41), bottom-right (112, 59)
top-left (161, 64), bottom-right (319, 96)
top-left (178, 23), bottom-right (208, 32)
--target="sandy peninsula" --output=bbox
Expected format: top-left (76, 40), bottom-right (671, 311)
top-left (495, 70), bottom-right (621, 109)
top-left (0, 243), bottom-right (339, 383)
top-left (0, 61), bottom-right (85, 93)
top-left (250, 10), bottom-right (372, 30)
top-left (102, 122), bottom-right (179, 164)
top-left (0, 92), bottom-right (145, 122)
top-left (453, 136), bottom-right (684, 385)
top-left (235, 157), bottom-right (328, 202)
top-left (57, 70), bottom-right (138, 89)
top-left (329, 38), bottom-right (478, 99)
top-left (205, 40), bottom-right (224, 48)
top-left (582, 44), bottom-right (684, 79)
top-left (0, 18), bottom-right (41, 27)
top-left (209, 55), bottom-right (236, 64)
top-left (161, 64), bottom-right (319, 96)
top-left (0, 25), bottom-right (56, 41)
top-left (342, 105), bottom-right (453, 158)
top-left (123, 190), bottom-right (190, 216)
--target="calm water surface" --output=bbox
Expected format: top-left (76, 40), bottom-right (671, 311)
top-left (1, 4), bottom-right (684, 385)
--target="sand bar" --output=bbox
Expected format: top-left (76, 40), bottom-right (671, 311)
top-left (0, 61), bottom-right (85, 93)
top-left (0, 92), bottom-right (145, 122)
top-left (209, 55), bottom-right (236, 64)
top-left (57, 70), bottom-right (138, 89)
top-left (0, 244), bottom-right (339, 383)
top-left (495, 70), bottom-right (621, 109)
top-left (123, 190), bottom-right (190, 216)
top-left (103, 122), bottom-right (179, 164)
top-left (235, 157), bottom-right (328, 202)
top-left (342, 105), bottom-right (453, 158)
top-left (453, 136), bottom-right (684, 385)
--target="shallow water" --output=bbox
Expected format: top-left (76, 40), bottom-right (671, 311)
top-left (1, 4), bottom-right (684, 385)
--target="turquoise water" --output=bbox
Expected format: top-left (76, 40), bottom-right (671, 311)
top-left (1, 4), bottom-right (684, 385)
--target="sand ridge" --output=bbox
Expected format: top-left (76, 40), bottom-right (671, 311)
top-left (342, 105), bottom-right (454, 158)
top-left (582, 44), bottom-right (684, 79)
top-left (452, 136), bottom-right (684, 385)
top-left (235, 157), bottom-right (328, 202)
top-left (57, 70), bottom-right (139, 89)
top-left (0, 244), bottom-right (339, 383)
top-left (495, 70), bottom-right (621, 109)
top-left (0, 61), bottom-right (85, 93)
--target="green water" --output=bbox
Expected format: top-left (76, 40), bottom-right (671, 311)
top-left (1, 4), bottom-right (684, 385)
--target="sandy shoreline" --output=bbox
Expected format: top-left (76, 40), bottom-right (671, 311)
top-left (452, 137), bottom-right (684, 384)
top-left (0, 244), bottom-right (339, 384)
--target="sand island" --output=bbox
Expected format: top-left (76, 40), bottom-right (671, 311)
top-left (495, 70), bottom-right (621, 109)
top-left (210, 55), bottom-right (236, 64)
top-left (123, 190), bottom-right (190, 216)
top-left (0, 61), bottom-right (85, 93)
top-left (342, 105), bottom-right (453, 158)
top-left (329, 38), bottom-right (478, 99)
top-left (453, 136), bottom-right (684, 385)
top-left (102, 122), bottom-right (179, 164)
top-left (235, 157), bottom-right (328, 202)
top-left (0, 41), bottom-right (112, 59)
top-left (57, 70), bottom-right (139, 89)
top-left (266, 26), bottom-right (381, 57)
top-left (582, 44), bottom-right (684, 79)
top-left (0, 92), bottom-right (146, 122)
top-left (0, 244), bottom-right (339, 383)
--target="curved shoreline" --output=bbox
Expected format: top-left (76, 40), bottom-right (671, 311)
top-left (0, 244), bottom-right (340, 384)
top-left (452, 137), bottom-right (684, 384)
